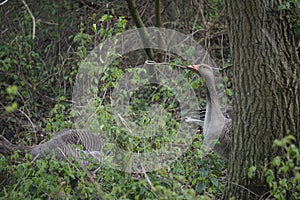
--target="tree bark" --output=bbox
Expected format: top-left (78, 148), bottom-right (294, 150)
top-left (224, 0), bottom-right (300, 199)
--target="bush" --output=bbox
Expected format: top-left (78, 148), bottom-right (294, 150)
top-left (264, 135), bottom-right (300, 200)
top-left (0, 144), bottom-right (226, 199)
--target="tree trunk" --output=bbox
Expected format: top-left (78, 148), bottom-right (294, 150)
top-left (125, 0), bottom-right (154, 60)
top-left (224, 0), bottom-right (300, 199)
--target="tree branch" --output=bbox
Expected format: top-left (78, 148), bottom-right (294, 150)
top-left (21, 0), bottom-right (36, 40)
top-left (125, 0), bottom-right (154, 60)
top-left (155, 0), bottom-right (163, 62)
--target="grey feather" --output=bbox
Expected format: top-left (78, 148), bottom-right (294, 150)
top-left (187, 65), bottom-right (232, 159)
top-left (0, 129), bottom-right (103, 164)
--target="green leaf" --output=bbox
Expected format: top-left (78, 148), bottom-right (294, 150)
top-left (6, 85), bottom-right (18, 95)
top-left (5, 102), bottom-right (18, 112)
top-left (99, 14), bottom-right (113, 22)
top-left (266, 175), bottom-right (274, 184)
top-left (272, 156), bottom-right (281, 167)
top-left (248, 166), bottom-right (256, 178)
top-left (273, 139), bottom-right (284, 147)
top-left (92, 23), bottom-right (97, 33)
top-left (293, 22), bottom-right (300, 38)
top-left (279, 178), bottom-right (287, 188)
top-left (283, 135), bottom-right (295, 143)
top-left (210, 177), bottom-right (219, 187)
top-left (191, 81), bottom-right (199, 89)
top-left (277, 4), bottom-right (287, 11)
top-left (279, 165), bottom-right (289, 173)
top-left (226, 88), bottom-right (233, 96)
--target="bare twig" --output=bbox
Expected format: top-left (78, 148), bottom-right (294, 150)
top-left (21, 0), bottom-right (36, 40)
top-left (57, 147), bottom-right (81, 172)
top-left (155, 0), bottom-right (162, 27)
top-left (117, 113), bottom-right (133, 136)
top-left (228, 181), bottom-right (261, 198)
top-left (144, 60), bottom-right (187, 69)
top-left (0, 0), bottom-right (8, 6)
top-left (191, 0), bottom-right (206, 25)
top-left (141, 164), bottom-right (156, 191)
top-left (18, 109), bottom-right (36, 132)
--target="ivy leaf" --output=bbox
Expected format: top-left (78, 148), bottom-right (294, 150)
top-left (272, 156), bottom-right (281, 167)
top-left (248, 166), bottom-right (256, 178)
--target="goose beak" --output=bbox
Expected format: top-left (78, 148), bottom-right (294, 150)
top-left (187, 65), bottom-right (200, 72)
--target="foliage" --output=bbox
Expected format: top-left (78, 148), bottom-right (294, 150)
top-left (0, 152), bottom-right (103, 199)
top-left (4, 85), bottom-right (18, 113)
top-left (0, 0), bottom-right (232, 199)
top-left (277, 0), bottom-right (300, 38)
top-left (0, 0), bottom-right (82, 136)
top-left (0, 139), bottom-right (227, 199)
top-left (264, 135), bottom-right (300, 199)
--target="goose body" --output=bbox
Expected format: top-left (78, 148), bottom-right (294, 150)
top-left (0, 129), bottom-right (103, 161)
top-left (187, 65), bottom-right (231, 159)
